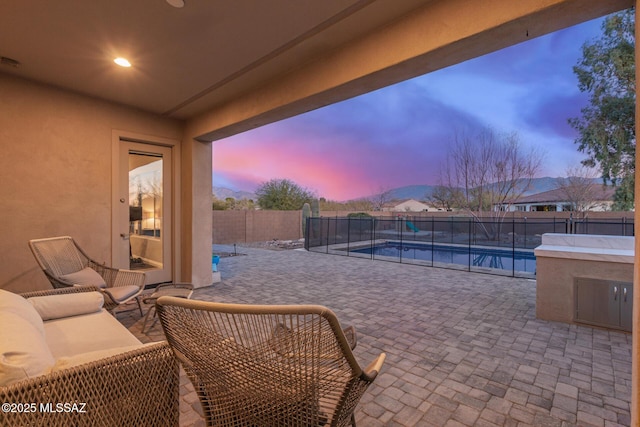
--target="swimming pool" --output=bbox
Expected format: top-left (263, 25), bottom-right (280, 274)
top-left (349, 241), bottom-right (536, 274)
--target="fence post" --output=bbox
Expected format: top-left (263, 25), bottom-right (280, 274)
top-left (451, 217), bottom-right (454, 244)
top-left (472, 219), bottom-right (476, 246)
top-left (304, 219), bottom-right (310, 250)
top-left (333, 216), bottom-right (337, 245)
top-left (370, 217), bottom-right (375, 260)
top-left (399, 218), bottom-right (404, 264)
top-left (325, 218), bottom-right (329, 254)
top-left (431, 216), bottom-right (435, 266)
top-left (585, 216), bottom-right (588, 235)
top-left (347, 217), bottom-right (351, 255)
top-left (512, 217), bottom-right (516, 277)
top-left (467, 219), bottom-right (472, 272)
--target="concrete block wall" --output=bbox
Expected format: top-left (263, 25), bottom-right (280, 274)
top-left (212, 210), bottom-right (302, 244)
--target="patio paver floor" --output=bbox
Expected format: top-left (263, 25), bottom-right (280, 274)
top-left (120, 245), bottom-right (632, 427)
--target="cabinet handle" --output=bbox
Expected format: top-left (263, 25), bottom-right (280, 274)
top-left (613, 286), bottom-right (618, 301)
top-left (623, 287), bottom-right (628, 302)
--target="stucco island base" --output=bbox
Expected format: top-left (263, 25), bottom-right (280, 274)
top-left (534, 233), bottom-right (634, 326)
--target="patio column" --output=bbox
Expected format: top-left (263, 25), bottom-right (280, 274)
top-left (633, 3), bottom-right (639, 426)
top-left (180, 133), bottom-right (214, 288)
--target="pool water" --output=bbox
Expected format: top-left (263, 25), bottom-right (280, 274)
top-left (350, 242), bottom-right (536, 273)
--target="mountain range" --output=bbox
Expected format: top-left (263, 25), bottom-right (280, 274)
top-left (214, 177), bottom-right (605, 203)
top-left (213, 187), bottom-right (257, 201)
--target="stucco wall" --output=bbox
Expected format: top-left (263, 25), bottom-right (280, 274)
top-left (0, 74), bottom-right (183, 292)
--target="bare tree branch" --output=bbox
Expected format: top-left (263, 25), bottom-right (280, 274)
top-left (440, 128), bottom-right (544, 239)
top-left (556, 165), bottom-right (607, 217)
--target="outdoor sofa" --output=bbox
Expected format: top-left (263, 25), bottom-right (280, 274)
top-left (0, 286), bottom-right (179, 426)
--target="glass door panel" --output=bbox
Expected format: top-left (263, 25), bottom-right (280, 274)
top-left (114, 140), bottom-right (172, 285)
top-left (129, 153), bottom-right (163, 270)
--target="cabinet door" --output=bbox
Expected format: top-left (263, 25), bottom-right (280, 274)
top-left (574, 278), bottom-right (620, 329)
top-left (620, 283), bottom-right (633, 332)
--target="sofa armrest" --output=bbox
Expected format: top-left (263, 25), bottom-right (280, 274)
top-left (0, 342), bottom-right (179, 427)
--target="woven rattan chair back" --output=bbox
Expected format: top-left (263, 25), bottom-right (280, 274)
top-left (29, 236), bottom-right (87, 278)
top-left (157, 297), bottom-right (385, 427)
top-left (28, 236), bottom-right (145, 314)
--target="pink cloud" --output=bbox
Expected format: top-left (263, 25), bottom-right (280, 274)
top-left (213, 129), bottom-right (440, 201)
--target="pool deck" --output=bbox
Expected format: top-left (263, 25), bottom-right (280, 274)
top-left (120, 245), bottom-right (632, 427)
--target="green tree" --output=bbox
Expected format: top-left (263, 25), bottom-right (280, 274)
top-left (225, 197), bottom-right (236, 209)
top-left (612, 176), bottom-right (634, 210)
top-left (233, 198), bottom-right (256, 210)
top-left (569, 8), bottom-right (635, 210)
top-left (212, 195), bottom-right (228, 210)
top-left (255, 178), bottom-right (315, 210)
top-left (319, 198), bottom-right (373, 211)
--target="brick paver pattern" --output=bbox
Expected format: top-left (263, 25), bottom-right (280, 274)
top-left (119, 245), bottom-right (632, 427)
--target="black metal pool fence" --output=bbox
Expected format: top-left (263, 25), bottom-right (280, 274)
top-left (304, 216), bottom-right (634, 278)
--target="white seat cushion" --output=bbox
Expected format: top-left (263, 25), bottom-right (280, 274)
top-left (0, 289), bottom-right (45, 335)
top-left (104, 285), bottom-right (140, 303)
top-left (59, 267), bottom-right (107, 288)
top-left (44, 310), bottom-right (142, 358)
top-left (0, 312), bottom-right (55, 386)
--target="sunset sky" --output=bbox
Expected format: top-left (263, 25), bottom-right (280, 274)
top-left (212, 15), bottom-right (608, 202)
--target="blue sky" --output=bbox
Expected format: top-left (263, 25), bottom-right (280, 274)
top-left (213, 15), bottom-right (607, 201)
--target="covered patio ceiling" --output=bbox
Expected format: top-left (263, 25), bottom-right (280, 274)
top-left (0, 0), bottom-right (632, 141)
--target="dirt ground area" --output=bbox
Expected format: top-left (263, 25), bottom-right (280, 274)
top-left (218, 239), bottom-right (306, 255)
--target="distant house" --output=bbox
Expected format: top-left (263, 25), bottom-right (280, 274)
top-left (495, 187), bottom-right (615, 212)
top-left (382, 199), bottom-right (436, 212)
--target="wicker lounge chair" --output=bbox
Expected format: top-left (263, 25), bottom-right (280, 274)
top-left (156, 297), bottom-right (386, 427)
top-left (29, 236), bottom-right (145, 314)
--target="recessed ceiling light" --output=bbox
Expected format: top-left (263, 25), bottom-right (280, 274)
top-left (166, 0), bottom-right (184, 8)
top-left (114, 57), bottom-right (132, 67)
